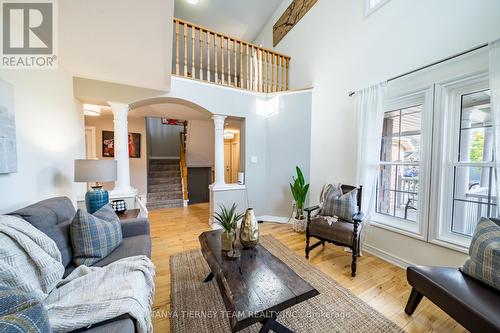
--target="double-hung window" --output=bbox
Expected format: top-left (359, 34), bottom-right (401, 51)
top-left (431, 75), bottom-right (493, 250)
top-left (373, 90), bottom-right (433, 239)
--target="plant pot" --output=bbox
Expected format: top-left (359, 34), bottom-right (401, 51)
top-left (221, 230), bottom-right (235, 251)
top-left (292, 217), bottom-right (307, 233)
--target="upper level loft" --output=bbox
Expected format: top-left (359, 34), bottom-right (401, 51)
top-left (172, 18), bottom-right (291, 93)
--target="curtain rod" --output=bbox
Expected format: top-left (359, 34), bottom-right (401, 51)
top-left (348, 42), bottom-right (489, 97)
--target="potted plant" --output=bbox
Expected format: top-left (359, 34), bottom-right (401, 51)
top-left (213, 203), bottom-right (245, 252)
top-left (290, 166), bottom-right (309, 233)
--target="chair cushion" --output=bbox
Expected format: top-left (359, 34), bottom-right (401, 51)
top-left (309, 217), bottom-right (361, 245)
top-left (9, 197), bottom-right (76, 267)
top-left (460, 217), bottom-right (500, 291)
top-left (71, 205), bottom-right (123, 266)
top-left (407, 266), bottom-right (500, 333)
top-left (0, 286), bottom-right (51, 333)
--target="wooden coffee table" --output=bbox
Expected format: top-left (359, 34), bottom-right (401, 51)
top-left (199, 230), bottom-right (319, 333)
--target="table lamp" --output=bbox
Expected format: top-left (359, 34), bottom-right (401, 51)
top-left (74, 159), bottom-right (117, 214)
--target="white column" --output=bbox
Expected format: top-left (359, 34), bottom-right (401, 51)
top-left (212, 114), bottom-right (226, 187)
top-left (109, 102), bottom-right (134, 194)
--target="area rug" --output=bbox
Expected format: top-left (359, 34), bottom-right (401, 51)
top-left (169, 235), bottom-right (404, 333)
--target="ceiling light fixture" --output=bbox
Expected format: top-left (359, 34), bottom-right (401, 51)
top-left (186, 0), bottom-right (199, 4)
top-left (83, 104), bottom-right (101, 117)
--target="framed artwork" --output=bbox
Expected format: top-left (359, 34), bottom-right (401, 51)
top-left (161, 118), bottom-right (184, 126)
top-left (102, 130), bottom-right (141, 158)
top-left (0, 79), bottom-right (17, 174)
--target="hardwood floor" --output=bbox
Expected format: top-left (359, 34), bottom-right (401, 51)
top-left (150, 203), bottom-right (468, 333)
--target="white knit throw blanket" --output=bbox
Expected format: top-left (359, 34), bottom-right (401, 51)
top-left (0, 215), bottom-right (155, 333)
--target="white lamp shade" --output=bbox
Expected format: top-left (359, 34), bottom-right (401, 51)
top-left (74, 159), bottom-right (117, 183)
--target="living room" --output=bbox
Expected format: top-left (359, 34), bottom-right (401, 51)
top-left (1, 0), bottom-right (499, 332)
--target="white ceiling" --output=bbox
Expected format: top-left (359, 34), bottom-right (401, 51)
top-left (174, 0), bottom-right (283, 42)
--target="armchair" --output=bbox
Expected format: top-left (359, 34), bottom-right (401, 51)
top-left (305, 185), bottom-right (364, 277)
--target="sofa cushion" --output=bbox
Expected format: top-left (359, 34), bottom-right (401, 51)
top-left (71, 205), bottom-right (123, 266)
top-left (407, 266), bottom-right (500, 333)
top-left (460, 217), bottom-right (500, 291)
top-left (319, 183), bottom-right (342, 217)
top-left (63, 234), bottom-right (152, 277)
top-left (0, 286), bottom-right (51, 333)
top-left (9, 197), bottom-right (75, 267)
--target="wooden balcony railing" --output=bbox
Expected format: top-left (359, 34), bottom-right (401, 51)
top-left (173, 18), bottom-right (291, 93)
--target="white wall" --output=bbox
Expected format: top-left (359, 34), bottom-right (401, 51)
top-left (255, 0), bottom-right (500, 266)
top-left (60, 0), bottom-right (173, 91)
top-left (186, 120), bottom-right (214, 167)
top-left (146, 118), bottom-right (183, 158)
top-left (84, 115), bottom-right (148, 196)
top-left (0, 70), bottom-right (85, 213)
top-left (266, 92), bottom-right (312, 217)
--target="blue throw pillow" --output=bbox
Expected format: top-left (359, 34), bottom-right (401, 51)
top-left (70, 204), bottom-right (123, 266)
top-left (0, 285), bottom-right (52, 333)
top-left (460, 217), bottom-right (500, 291)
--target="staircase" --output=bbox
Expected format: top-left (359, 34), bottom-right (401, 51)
top-left (147, 159), bottom-right (184, 210)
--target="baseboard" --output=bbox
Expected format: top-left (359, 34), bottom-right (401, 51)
top-left (257, 215), bottom-right (290, 224)
top-left (363, 243), bottom-right (414, 269)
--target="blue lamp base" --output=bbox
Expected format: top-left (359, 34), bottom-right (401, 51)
top-left (85, 185), bottom-right (109, 214)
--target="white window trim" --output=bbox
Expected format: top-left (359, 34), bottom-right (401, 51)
top-left (371, 88), bottom-right (434, 241)
top-left (365, 0), bottom-right (391, 17)
top-left (428, 72), bottom-right (490, 253)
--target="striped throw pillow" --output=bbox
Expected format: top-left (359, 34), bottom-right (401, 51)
top-left (71, 205), bottom-right (123, 266)
top-left (319, 183), bottom-right (342, 217)
top-left (460, 217), bottom-right (500, 291)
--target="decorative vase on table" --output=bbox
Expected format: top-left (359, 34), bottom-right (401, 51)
top-left (240, 208), bottom-right (259, 248)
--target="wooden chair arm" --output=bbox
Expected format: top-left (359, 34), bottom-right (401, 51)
top-left (352, 212), bottom-right (365, 224)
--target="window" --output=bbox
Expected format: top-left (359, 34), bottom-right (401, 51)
top-left (451, 90), bottom-right (494, 236)
top-left (376, 105), bottom-right (422, 223)
top-left (365, 0), bottom-right (391, 16)
top-left (372, 90), bottom-right (432, 238)
top-left (431, 77), bottom-right (494, 250)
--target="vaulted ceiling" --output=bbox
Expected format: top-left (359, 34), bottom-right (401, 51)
top-left (174, 0), bottom-right (283, 42)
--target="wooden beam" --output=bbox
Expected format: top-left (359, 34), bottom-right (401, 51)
top-left (273, 0), bottom-right (318, 47)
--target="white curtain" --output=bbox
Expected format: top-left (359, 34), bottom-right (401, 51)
top-left (490, 39), bottom-right (500, 214)
top-left (355, 83), bottom-right (387, 250)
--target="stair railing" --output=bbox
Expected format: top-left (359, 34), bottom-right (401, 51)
top-left (173, 17), bottom-right (291, 92)
top-left (179, 132), bottom-right (188, 203)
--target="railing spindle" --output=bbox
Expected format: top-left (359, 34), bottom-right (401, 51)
top-left (206, 32), bottom-right (211, 82)
top-left (272, 53), bottom-right (275, 92)
top-left (227, 38), bottom-right (231, 86)
top-left (183, 23), bottom-right (188, 77)
top-left (233, 41), bottom-right (237, 86)
top-left (281, 56), bottom-right (285, 91)
top-left (199, 29), bottom-right (203, 80)
top-left (214, 34), bottom-right (218, 84)
top-left (239, 43), bottom-right (243, 88)
top-left (221, 36), bottom-right (225, 85)
top-left (175, 20), bottom-right (179, 75)
top-left (285, 57), bottom-right (289, 90)
top-left (191, 27), bottom-right (195, 78)
top-left (246, 44), bottom-right (249, 90)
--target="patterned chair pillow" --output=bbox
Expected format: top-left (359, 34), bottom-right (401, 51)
top-left (460, 217), bottom-right (500, 291)
top-left (322, 186), bottom-right (358, 222)
top-left (319, 183), bottom-right (343, 216)
top-left (0, 285), bottom-right (52, 332)
top-left (70, 204), bottom-right (123, 266)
